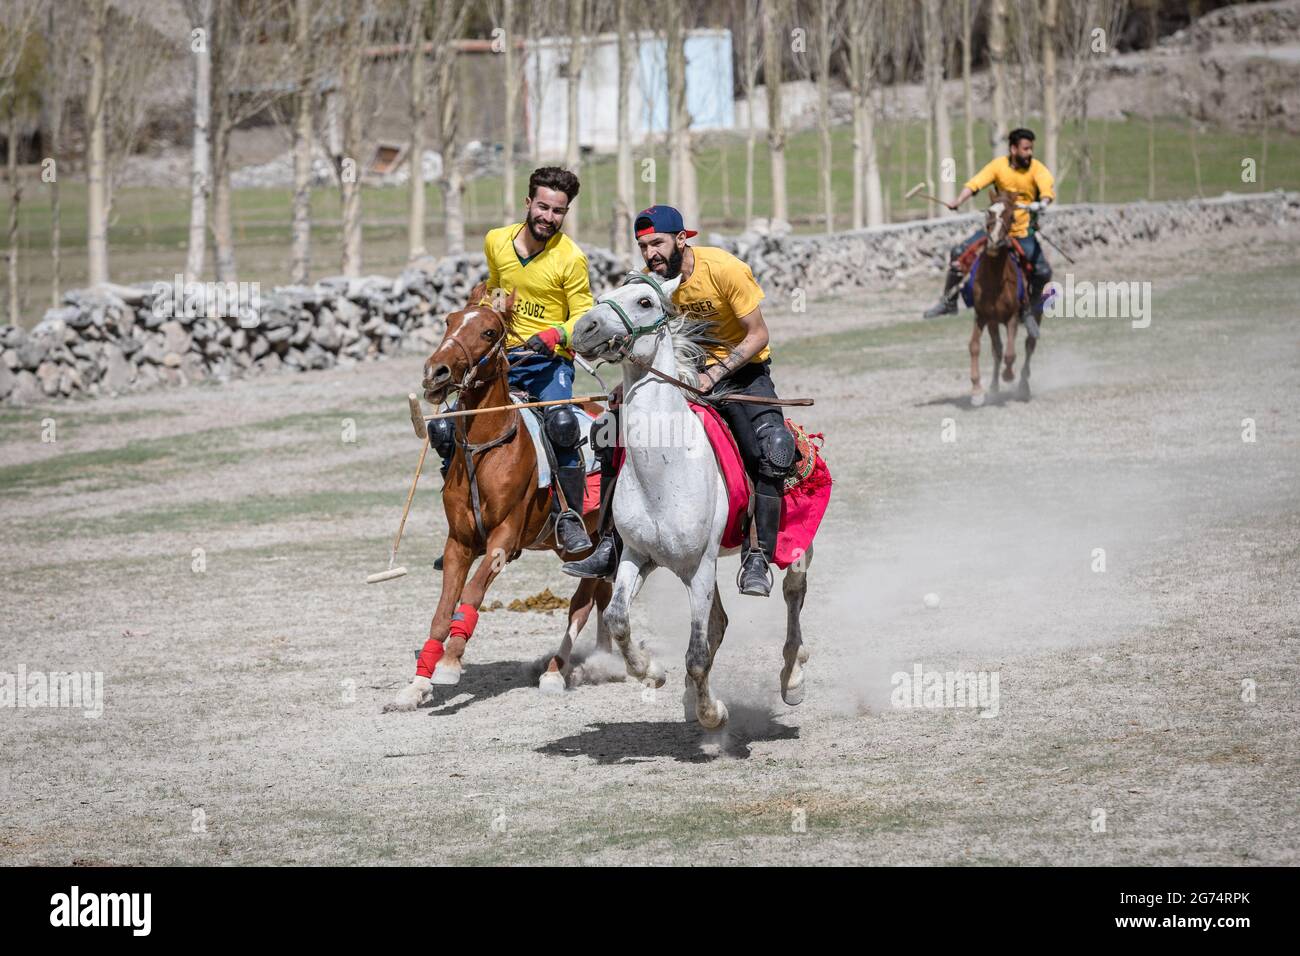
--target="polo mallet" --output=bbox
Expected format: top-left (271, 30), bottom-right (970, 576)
top-left (905, 181), bottom-right (949, 207)
top-left (366, 394), bottom-right (430, 584)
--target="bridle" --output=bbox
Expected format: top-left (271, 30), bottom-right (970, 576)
top-left (433, 307), bottom-right (511, 396)
top-left (595, 271), bottom-right (711, 402)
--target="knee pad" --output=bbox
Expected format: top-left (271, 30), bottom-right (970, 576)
top-left (427, 416), bottom-right (457, 460)
top-left (544, 404), bottom-right (583, 450)
top-left (755, 420), bottom-right (798, 479)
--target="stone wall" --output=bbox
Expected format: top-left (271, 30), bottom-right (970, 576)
top-left (0, 248), bottom-right (629, 406)
top-left (711, 190), bottom-right (1300, 299)
top-left (2, 192), bottom-right (1295, 405)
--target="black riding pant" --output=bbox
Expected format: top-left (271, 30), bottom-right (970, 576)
top-left (715, 360), bottom-right (784, 499)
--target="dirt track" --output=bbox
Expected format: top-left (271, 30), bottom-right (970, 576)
top-left (1, 228), bottom-right (1297, 865)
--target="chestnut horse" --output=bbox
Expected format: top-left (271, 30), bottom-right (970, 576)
top-left (969, 190), bottom-right (1039, 406)
top-left (386, 283), bottom-right (610, 712)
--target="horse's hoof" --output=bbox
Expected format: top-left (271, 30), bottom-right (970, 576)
top-left (781, 669), bottom-right (806, 707)
top-left (643, 661), bottom-right (667, 689)
top-left (384, 675), bottom-right (431, 712)
top-left (971, 392), bottom-right (985, 407)
top-left (700, 699), bottom-right (729, 730)
top-left (1002, 368), bottom-right (1015, 383)
top-left (429, 661), bottom-right (462, 686)
top-left (538, 670), bottom-right (565, 695)
top-left (1018, 385), bottom-right (1031, 402)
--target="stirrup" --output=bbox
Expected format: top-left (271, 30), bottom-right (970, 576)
top-left (555, 511), bottom-right (593, 553)
top-left (923, 297), bottom-right (957, 318)
top-left (737, 551), bottom-right (774, 597)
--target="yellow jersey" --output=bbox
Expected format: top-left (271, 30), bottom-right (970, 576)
top-left (483, 223), bottom-right (594, 359)
top-left (964, 156), bottom-right (1056, 238)
top-left (669, 245), bottom-right (770, 365)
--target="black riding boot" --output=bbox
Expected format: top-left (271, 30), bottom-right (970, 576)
top-left (923, 267), bottom-right (963, 318)
top-left (737, 492), bottom-right (782, 597)
top-left (562, 461), bottom-right (621, 578)
top-left (553, 465), bottom-right (593, 554)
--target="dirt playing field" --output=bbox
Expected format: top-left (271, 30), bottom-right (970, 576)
top-left (1, 227), bottom-right (1297, 865)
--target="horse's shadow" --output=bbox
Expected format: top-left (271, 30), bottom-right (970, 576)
top-left (419, 659), bottom-right (531, 717)
top-left (917, 389), bottom-right (1026, 411)
top-left (535, 702), bottom-right (800, 764)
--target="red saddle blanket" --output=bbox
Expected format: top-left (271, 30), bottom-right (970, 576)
top-left (590, 403), bottom-right (832, 568)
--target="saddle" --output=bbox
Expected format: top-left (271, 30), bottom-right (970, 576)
top-left (958, 236), bottom-right (1034, 309)
top-left (680, 403), bottom-right (832, 569)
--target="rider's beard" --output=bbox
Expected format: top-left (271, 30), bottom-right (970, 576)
top-left (526, 211), bottom-right (558, 243)
top-left (1011, 152), bottom-right (1031, 170)
top-left (649, 246), bottom-right (684, 279)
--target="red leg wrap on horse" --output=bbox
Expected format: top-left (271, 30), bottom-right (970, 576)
top-left (449, 603), bottom-right (479, 640)
top-left (415, 638), bottom-right (444, 679)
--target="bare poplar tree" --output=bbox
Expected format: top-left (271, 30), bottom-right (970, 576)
top-left (762, 0), bottom-right (787, 227)
top-left (666, 0), bottom-right (699, 232)
top-left (562, 0), bottom-right (588, 239)
top-left (812, 0), bottom-right (839, 233)
top-left (612, 0), bottom-right (634, 259)
top-left (84, 0), bottom-right (110, 286)
top-left (1, 0), bottom-right (42, 322)
top-left (1040, 0), bottom-right (1058, 174)
top-left (407, 0), bottom-right (428, 259)
top-left (962, 0), bottom-right (975, 178)
top-left (923, 0), bottom-right (955, 208)
top-left (844, 0), bottom-right (883, 229)
top-left (737, 0), bottom-right (761, 228)
top-left (431, 0), bottom-right (470, 253)
top-left (290, 0), bottom-right (315, 283)
top-left (988, 0), bottom-right (1008, 151)
top-left (182, 0), bottom-right (213, 281)
top-left (497, 0), bottom-right (517, 226)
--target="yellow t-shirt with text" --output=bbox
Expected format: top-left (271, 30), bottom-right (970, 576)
top-left (669, 246), bottom-right (770, 365)
top-left (964, 155), bottom-right (1056, 238)
top-left (483, 223), bottom-right (593, 359)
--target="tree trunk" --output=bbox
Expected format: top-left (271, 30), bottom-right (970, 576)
top-left (816, 0), bottom-right (833, 233)
top-left (186, 0), bottom-right (212, 281)
top-left (437, 40), bottom-right (464, 253)
top-left (501, 0), bottom-right (516, 225)
top-left (45, 4), bottom-right (63, 305)
top-left (1041, 0), bottom-right (1058, 174)
top-left (612, 0), bottom-right (632, 259)
top-left (762, 0), bottom-right (787, 226)
top-left (988, 0), bottom-right (1009, 152)
top-left (408, 1), bottom-right (427, 259)
top-left (962, 0), bottom-right (974, 179)
top-left (210, 0), bottom-right (237, 281)
top-left (85, 0), bottom-right (109, 287)
top-left (563, 0), bottom-right (585, 239)
top-left (923, 0), bottom-right (954, 208)
top-left (340, 11), bottom-right (364, 277)
top-left (666, 2), bottom-right (698, 232)
top-left (6, 106), bottom-right (19, 326)
top-left (290, 0), bottom-right (313, 283)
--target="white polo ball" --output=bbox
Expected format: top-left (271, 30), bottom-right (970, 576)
top-left (923, 592), bottom-right (940, 609)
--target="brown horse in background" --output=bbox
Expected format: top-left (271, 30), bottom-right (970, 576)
top-left (969, 190), bottom-right (1039, 406)
top-left (386, 283), bottom-right (609, 712)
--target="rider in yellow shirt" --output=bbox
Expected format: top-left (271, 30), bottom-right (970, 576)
top-left (923, 128), bottom-right (1055, 331)
top-left (428, 167), bottom-right (595, 555)
top-left (564, 206), bottom-right (796, 598)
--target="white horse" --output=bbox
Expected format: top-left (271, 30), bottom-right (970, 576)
top-left (570, 273), bottom-right (811, 729)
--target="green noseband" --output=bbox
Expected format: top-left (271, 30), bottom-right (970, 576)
top-left (601, 272), bottom-right (675, 342)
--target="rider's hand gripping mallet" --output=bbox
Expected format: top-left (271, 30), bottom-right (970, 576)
top-left (366, 394), bottom-right (430, 584)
